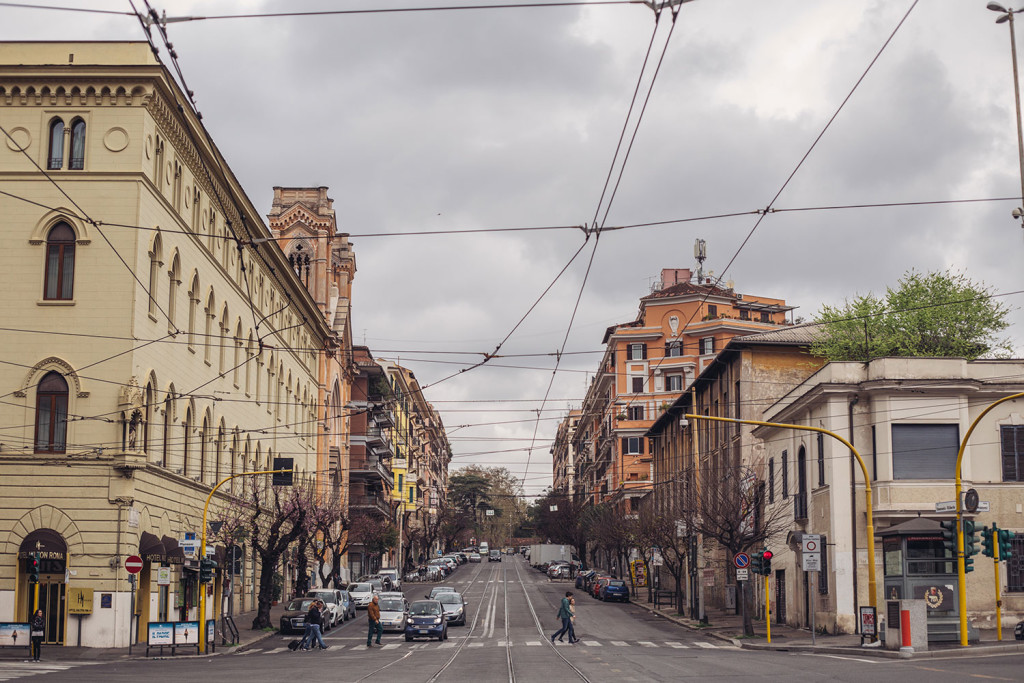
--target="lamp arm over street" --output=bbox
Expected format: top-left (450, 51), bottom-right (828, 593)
top-left (682, 413), bottom-right (877, 635)
top-left (198, 468), bottom-right (293, 654)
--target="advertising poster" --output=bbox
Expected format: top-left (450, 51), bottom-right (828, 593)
top-left (147, 622), bottom-right (174, 645)
top-left (206, 619), bottom-right (215, 644)
top-left (174, 621), bottom-right (199, 644)
top-left (0, 624), bottom-right (29, 647)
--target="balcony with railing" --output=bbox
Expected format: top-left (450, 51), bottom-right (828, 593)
top-left (349, 492), bottom-right (391, 517)
top-left (351, 455), bottom-right (392, 484)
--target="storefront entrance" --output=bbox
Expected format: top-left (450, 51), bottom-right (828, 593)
top-left (18, 529), bottom-right (68, 645)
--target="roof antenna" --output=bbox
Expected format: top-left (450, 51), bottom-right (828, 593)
top-left (694, 238), bottom-right (707, 283)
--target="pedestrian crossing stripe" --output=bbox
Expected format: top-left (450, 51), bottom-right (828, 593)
top-left (0, 662), bottom-right (90, 681)
top-left (238, 639), bottom-right (721, 655)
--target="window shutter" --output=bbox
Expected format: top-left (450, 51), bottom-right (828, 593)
top-left (621, 437), bottom-right (628, 454)
top-left (892, 424), bottom-right (959, 480)
top-left (1003, 426), bottom-right (1023, 482)
top-left (818, 535), bottom-right (829, 594)
top-left (640, 438), bottom-right (645, 454)
top-left (641, 343), bottom-right (647, 359)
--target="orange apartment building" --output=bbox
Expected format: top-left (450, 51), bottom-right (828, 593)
top-left (569, 268), bottom-right (795, 511)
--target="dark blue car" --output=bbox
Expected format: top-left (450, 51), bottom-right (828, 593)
top-left (600, 579), bottom-right (630, 602)
top-left (404, 600), bottom-right (448, 641)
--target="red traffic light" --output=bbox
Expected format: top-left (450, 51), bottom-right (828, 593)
top-left (762, 550), bottom-right (773, 560)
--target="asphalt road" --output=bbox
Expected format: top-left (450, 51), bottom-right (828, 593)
top-left (8, 555), bottom-right (1024, 682)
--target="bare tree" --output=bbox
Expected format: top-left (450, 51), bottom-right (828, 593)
top-left (641, 481), bottom-right (696, 614)
top-left (681, 464), bottom-right (789, 636)
top-left (309, 491), bottom-right (349, 588)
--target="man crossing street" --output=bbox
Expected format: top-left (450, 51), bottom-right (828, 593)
top-left (366, 594), bottom-right (383, 647)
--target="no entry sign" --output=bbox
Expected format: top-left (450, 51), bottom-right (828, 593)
top-left (125, 555), bottom-right (144, 574)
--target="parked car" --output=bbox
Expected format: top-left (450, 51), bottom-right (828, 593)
top-left (440, 556), bottom-right (458, 571)
top-left (404, 600), bottom-right (449, 641)
top-left (576, 569), bottom-right (596, 590)
top-left (378, 567), bottom-right (402, 591)
top-left (547, 561), bottom-right (568, 577)
top-left (489, 550), bottom-right (502, 562)
top-left (437, 591), bottom-right (467, 626)
top-left (338, 588), bottom-right (357, 621)
top-left (469, 552), bottom-right (482, 563)
top-left (305, 589), bottom-right (343, 628)
top-left (279, 597), bottom-right (316, 635)
top-left (426, 586), bottom-right (456, 600)
top-left (600, 579), bottom-right (630, 602)
top-left (454, 553), bottom-right (468, 564)
top-left (348, 582), bottom-right (378, 609)
top-left (592, 576), bottom-right (611, 599)
top-left (428, 558), bottom-right (451, 577)
top-left (378, 595), bottom-right (410, 632)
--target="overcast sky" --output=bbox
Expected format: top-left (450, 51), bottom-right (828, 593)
top-left (5, 0), bottom-right (1024, 495)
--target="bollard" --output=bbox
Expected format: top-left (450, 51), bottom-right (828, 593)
top-left (899, 609), bottom-right (913, 657)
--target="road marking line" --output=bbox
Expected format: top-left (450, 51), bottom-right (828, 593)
top-left (438, 642), bottom-right (455, 649)
top-left (381, 644), bottom-right (399, 650)
top-left (610, 641), bottom-right (629, 646)
top-left (664, 642), bottom-right (688, 649)
top-left (525, 641), bottom-right (543, 646)
top-left (498, 640), bottom-right (509, 646)
top-left (234, 649), bottom-right (260, 655)
top-left (265, 647), bottom-right (288, 653)
top-left (582, 641), bottom-right (601, 647)
top-left (468, 642), bottom-right (485, 648)
top-left (637, 641), bottom-right (657, 647)
top-left (694, 641), bottom-right (717, 649)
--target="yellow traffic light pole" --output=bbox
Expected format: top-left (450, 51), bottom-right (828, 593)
top-left (198, 468), bottom-right (292, 654)
top-left (953, 392), bottom-right (1024, 647)
top-left (994, 527), bottom-right (1003, 642)
top-left (683, 414), bottom-right (877, 638)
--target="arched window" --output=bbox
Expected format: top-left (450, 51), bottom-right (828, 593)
top-left (162, 397), bottom-right (172, 468)
top-left (148, 234), bottom-right (162, 316)
top-left (44, 222), bottom-right (76, 301)
top-left (204, 292), bottom-right (215, 364)
top-left (167, 253), bottom-right (180, 332)
top-left (215, 423), bottom-right (224, 483)
top-left (47, 118), bottom-right (64, 170)
top-left (230, 431), bottom-right (239, 494)
top-left (34, 371), bottom-right (69, 453)
top-left (69, 118), bottom-right (86, 170)
top-left (233, 321), bottom-right (243, 387)
top-left (143, 383), bottom-right (153, 454)
top-left (200, 415), bottom-right (209, 482)
top-left (187, 274), bottom-right (200, 349)
top-left (183, 408), bottom-right (192, 476)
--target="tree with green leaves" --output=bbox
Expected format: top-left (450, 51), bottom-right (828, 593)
top-left (811, 269), bottom-right (1012, 362)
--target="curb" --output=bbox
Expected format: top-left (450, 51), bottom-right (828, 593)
top-left (630, 599), bottom-right (738, 646)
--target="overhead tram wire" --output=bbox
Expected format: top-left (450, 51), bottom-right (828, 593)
top-left (612, 0), bottom-right (922, 418)
top-left (519, 0), bottom-right (686, 488)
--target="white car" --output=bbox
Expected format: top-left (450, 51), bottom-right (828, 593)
top-left (347, 582), bottom-right (378, 609)
top-left (378, 567), bottom-right (402, 591)
top-left (305, 589), bottom-right (344, 628)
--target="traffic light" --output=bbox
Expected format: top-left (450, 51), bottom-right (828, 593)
top-left (981, 524), bottom-right (995, 558)
top-left (750, 552), bottom-right (763, 576)
top-left (999, 528), bottom-right (1016, 560)
top-left (761, 549), bottom-right (773, 576)
top-left (963, 520), bottom-right (980, 574)
top-left (940, 519), bottom-right (957, 554)
top-left (199, 557), bottom-right (217, 583)
top-left (28, 553), bottom-right (40, 583)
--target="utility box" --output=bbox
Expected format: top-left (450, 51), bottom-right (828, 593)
top-left (884, 599), bottom-right (928, 653)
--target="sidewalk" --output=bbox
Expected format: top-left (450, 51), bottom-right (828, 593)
top-left (0, 603), bottom-right (285, 663)
top-left (630, 592), bottom-right (1024, 659)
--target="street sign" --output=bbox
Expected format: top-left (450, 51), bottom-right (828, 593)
top-left (486, 509), bottom-right (495, 516)
top-left (125, 555), bottom-right (144, 574)
top-left (157, 567), bottom-right (171, 586)
top-left (736, 567), bottom-right (749, 581)
top-left (935, 499), bottom-right (989, 513)
top-left (802, 535), bottom-right (821, 554)
top-left (734, 552), bottom-right (750, 569)
top-left (802, 553), bottom-right (821, 572)
top-left (965, 488), bottom-right (979, 513)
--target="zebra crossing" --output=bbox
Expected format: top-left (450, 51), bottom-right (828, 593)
top-left (0, 661), bottom-right (95, 681)
top-left (239, 638), bottom-right (729, 655)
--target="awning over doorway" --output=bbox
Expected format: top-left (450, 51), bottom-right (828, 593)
top-left (18, 528), bottom-right (67, 560)
top-left (160, 535), bottom-right (185, 565)
top-left (139, 531), bottom-right (168, 563)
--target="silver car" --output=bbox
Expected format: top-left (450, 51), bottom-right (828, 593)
top-left (347, 582), bottom-right (377, 609)
top-left (437, 591), bottom-right (467, 626)
top-left (378, 596), bottom-right (410, 632)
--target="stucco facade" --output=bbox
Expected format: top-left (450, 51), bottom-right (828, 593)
top-left (0, 43), bottom-right (330, 646)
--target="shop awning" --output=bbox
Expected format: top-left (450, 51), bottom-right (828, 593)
top-left (160, 535), bottom-right (185, 565)
top-left (139, 531), bottom-right (167, 563)
top-left (18, 528), bottom-right (67, 560)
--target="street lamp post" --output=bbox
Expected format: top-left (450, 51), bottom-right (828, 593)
top-left (988, 2), bottom-right (1024, 228)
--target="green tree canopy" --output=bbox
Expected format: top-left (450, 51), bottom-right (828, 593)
top-left (811, 269), bottom-right (1012, 362)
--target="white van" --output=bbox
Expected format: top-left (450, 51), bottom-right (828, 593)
top-left (479, 542), bottom-right (489, 557)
